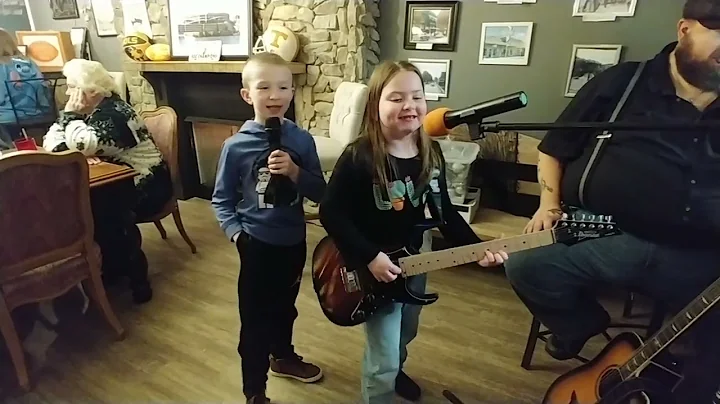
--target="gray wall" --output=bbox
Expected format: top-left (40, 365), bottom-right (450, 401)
top-left (378, 0), bottom-right (682, 127)
top-left (26, 0), bottom-right (125, 71)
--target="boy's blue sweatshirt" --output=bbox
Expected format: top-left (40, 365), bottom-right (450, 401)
top-left (211, 119), bottom-right (326, 246)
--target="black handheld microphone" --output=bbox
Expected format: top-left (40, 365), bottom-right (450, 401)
top-left (266, 116), bottom-right (283, 152)
top-left (423, 91), bottom-right (528, 137)
top-left (263, 117), bottom-right (295, 206)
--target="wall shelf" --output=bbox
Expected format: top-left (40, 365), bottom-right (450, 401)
top-left (126, 61), bottom-right (306, 75)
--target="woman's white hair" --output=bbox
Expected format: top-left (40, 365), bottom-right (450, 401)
top-left (63, 59), bottom-right (119, 97)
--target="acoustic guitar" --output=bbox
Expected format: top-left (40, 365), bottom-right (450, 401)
top-left (542, 274), bottom-right (720, 404)
top-left (311, 210), bottom-right (620, 327)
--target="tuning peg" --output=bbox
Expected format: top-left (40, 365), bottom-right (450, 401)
top-left (606, 215), bottom-right (613, 222)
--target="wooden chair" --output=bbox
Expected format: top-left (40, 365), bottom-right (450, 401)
top-left (0, 150), bottom-right (125, 391)
top-left (138, 106), bottom-right (197, 254)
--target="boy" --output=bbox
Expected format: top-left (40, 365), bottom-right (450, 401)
top-left (211, 52), bottom-right (326, 404)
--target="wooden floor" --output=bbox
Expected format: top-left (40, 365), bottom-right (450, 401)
top-left (0, 199), bottom-right (633, 403)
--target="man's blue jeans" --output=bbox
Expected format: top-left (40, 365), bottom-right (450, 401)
top-left (504, 224), bottom-right (720, 401)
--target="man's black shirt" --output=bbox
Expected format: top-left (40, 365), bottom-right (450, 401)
top-left (539, 42), bottom-right (720, 249)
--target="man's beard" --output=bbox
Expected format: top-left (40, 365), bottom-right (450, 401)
top-left (675, 39), bottom-right (720, 92)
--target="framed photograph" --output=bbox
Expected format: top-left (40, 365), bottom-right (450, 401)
top-left (167, 0), bottom-right (253, 59)
top-left (91, 0), bottom-right (118, 37)
top-left (404, 1), bottom-right (459, 52)
top-left (50, 0), bottom-right (79, 20)
top-left (409, 58), bottom-right (450, 98)
top-left (484, 0), bottom-right (536, 3)
top-left (122, 0), bottom-right (152, 38)
top-left (479, 22), bottom-right (534, 66)
top-left (564, 44), bottom-right (622, 97)
top-left (572, 0), bottom-right (637, 18)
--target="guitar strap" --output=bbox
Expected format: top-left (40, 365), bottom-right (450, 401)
top-left (577, 60), bottom-right (646, 206)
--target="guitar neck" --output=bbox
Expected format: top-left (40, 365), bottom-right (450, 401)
top-left (398, 230), bottom-right (555, 276)
top-left (620, 277), bottom-right (720, 378)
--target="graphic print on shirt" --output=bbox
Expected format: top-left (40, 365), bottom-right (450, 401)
top-left (254, 153), bottom-right (301, 209)
top-left (372, 168), bottom-right (441, 211)
top-left (256, 167), bottom-right (273, 209)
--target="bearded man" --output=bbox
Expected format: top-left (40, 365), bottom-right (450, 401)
top-left (504, 0), bottom-right (720, 401)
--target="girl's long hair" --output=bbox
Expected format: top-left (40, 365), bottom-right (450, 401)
top-left (0, 29), bottom-right (25, 64)
top-left (360, 60), bottom-right (441, 194)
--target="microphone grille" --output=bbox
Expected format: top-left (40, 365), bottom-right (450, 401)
top-left (423, 107), bottom-right (450, 137)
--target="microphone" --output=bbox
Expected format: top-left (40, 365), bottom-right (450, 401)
top-left (266, 116), bottom-right (282, 151)
top-left (423, 91), bottom-right (528, 137)
top-left (263, 117), bottom-right (296, 206)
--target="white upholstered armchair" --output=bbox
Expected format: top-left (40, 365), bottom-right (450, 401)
top-left (305, 81), bottom-right (369, 219)
top-left (313, 81), bottom-right (369, 172)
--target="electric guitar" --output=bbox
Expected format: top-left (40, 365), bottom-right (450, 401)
top-left (542, 275), bottom-right (720, 404)
top-left (311, 210), bottom-right (621, 327)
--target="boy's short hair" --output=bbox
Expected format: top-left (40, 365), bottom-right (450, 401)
top-left (242, 52), bottom-right (291, 88)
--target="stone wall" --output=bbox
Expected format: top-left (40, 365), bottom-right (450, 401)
top-left (110, 0), bottom-right (381, 136)
top-left (255, 0), bottom-right (380, 136)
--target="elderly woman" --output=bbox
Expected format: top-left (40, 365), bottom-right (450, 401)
top-left (43, 59), bottom-right (172, 303)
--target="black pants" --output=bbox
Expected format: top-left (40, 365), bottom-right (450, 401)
top-left (236, 232), bottom-right (306, 398)
top-left (504, 228), bottom-right (720, 402)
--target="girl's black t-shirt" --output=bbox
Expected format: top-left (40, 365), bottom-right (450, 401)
top-left (319, 138), bottom-right (480, 267)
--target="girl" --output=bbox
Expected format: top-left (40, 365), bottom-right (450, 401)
top-left (318, 60), bottom-right (508, 404)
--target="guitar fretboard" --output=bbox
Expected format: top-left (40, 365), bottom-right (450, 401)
top-left (398, 230), bottom-right (555, 276)
top-left (620, 278), bottom-right (720, 378)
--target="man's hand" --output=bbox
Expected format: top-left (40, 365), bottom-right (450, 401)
top-left (524, 204), bottom-right (563, 234)
top-left (268, 150), bottom-right (299, 182)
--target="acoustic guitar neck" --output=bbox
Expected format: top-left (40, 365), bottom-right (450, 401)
top-left (397, 230), bottom-right (555, 276)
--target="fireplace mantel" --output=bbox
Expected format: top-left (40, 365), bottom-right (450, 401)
top-left (127, 61), bottom-right (306, 75)
top-left (132, 61), bottom-right (303, 200)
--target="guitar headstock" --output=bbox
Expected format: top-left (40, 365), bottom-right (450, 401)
top-left (553, 212), bottom-right (622, 245)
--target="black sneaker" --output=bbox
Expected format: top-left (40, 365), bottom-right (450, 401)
top-left (395, 370), bottom-right (421, 401)
top-left (246, 393), bottom-right (270, 404)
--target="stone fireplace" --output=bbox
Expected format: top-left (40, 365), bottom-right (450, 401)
top-left (112, 0), bottom-right (381, 198)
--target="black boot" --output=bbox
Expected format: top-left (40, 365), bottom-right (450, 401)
top-left (395, 370), bottom-right (421, 401)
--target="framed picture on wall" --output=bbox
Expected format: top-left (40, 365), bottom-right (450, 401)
top-left (167, 0), bottom-right (253, 59)
top-left (572, 0), bottom-right (638, 18)
top-left (478, 22), bottom-right (534, 65)
top-left (403, 1), bottom-right (460, 52)
top-left (408, 58), bottom-right (451, 98)
top-left (50, 0), bottom-right (80, 20)
top-left (564, 44), bottom-right (622, 97)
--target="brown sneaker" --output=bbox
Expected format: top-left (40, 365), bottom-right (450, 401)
top-left (269, 354), bottom-right (323, 383)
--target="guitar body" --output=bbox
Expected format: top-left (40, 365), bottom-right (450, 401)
top-left (543, 332), bottom-right (679, 404)
top-left (311, 236), bottom-right (439, 327)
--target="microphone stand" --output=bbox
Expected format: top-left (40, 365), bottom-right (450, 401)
top-left (474, 120), bottom-right (720, 139)
top-left (440, 118), bottom-right (720, 404)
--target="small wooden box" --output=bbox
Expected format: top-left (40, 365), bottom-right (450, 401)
top-left (15, 31), bottom-right (75, 73)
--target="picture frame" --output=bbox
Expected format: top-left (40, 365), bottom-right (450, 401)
top-left (167, 0), bottom-right (253, 59)
top-left (15, 31), bottom-right (76, 71)
top-left (50, 0), bottom-right (79, 20)
top-left (90, 0), bottom-right (118, 37)
top-left (572, 0), bottom-right (637, 18)
top-left (564, 44), bottom-right (622, 97)
top-left (484, 0), bottom-right (536, 3)
top-left (478, 22), bottom-right (534, 66)
top-left (409, 58), bottom-right (451, 99)
top-left (17, 45), bottom-right (27, 56)
top-left (403, 1), bottom-right (460, 52)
